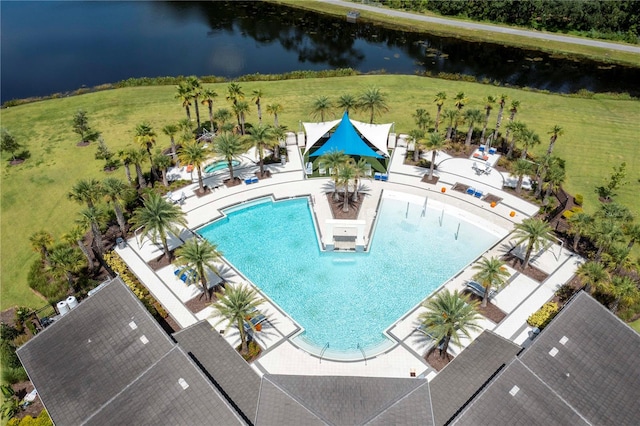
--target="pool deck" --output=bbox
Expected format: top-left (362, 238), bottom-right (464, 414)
top-left (115, 141), bottom-right (584, 379)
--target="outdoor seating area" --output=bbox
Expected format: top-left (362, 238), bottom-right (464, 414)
top-left (464, 280), bottom-right (496, 299)
top-left (244, 308), bottom-right (267, 333)
top-left (174, 267), bottom-right (196, 284)
top-left (374, 172), bottom-right (389, 181)
top-left (471, 161), bottom-right (491, 176)
top-left (465, 187), bottom-right (484, 198)
top-left (166, 191), bottom-right (186, 205)
top-left (244, 176), bottom-right (259, 185)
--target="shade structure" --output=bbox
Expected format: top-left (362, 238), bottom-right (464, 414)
top-left (308, 112), bottom-right (383, 158)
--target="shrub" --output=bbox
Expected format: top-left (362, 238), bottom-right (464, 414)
top-left (574, 193), bottom-right (583, 205)
top-left (562, 210), bottom-right (574, 219)
top-left (27, 261), bottom-right (67, 301)
top-left (555, 283), bottom-right (578, 303)
top-left (527, 302), bottom-right (559, 329)
top-left (1, 366), bottom-right (28, 385)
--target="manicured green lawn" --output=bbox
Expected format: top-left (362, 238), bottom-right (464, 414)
top-left (1, 75), bottom-right (639, 309)
top-left (630, 318), bottom-right (640, 334)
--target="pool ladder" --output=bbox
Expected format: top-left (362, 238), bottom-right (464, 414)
top-left (319, 342), bottom-right (330, 364)
top-left (357, 343), bottom-right (367, 365)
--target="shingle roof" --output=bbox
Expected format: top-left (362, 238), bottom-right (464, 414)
top-left (519, 291), bottom-right (640, 425)
top-left (16, 278), bottom-right (243, 425)
top-left (173, 320), bottom-right (261, 424)
top-left (429, 330), bottom-right (521, 425)
top-left (255, 377), bottom-right (326, 425)
top-left (366, 381), bottom-right (434, 426)
top-left (264, 374), bottom-right (432, 425)
top-left (451, 359), bottom-right (590, 426)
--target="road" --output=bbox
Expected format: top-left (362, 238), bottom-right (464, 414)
top-left (320, 0), bottom-right (640, 54)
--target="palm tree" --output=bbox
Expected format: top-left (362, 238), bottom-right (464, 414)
top-left (117, 149), bottom-right (134, 185)
top-left (246, 124), bottom-right (274, 177)
top-left (102, 177), bottom-right (131, 236)
top-left (492, 94), bottom-right (508, 143)
top-left (505, 120), bottom-right (526, 159)
top-left (319, 150), bottom-right (349, 201)
top-left (175, 238), bottom-right (223, 301)
top-left (232, 100), bottom-right (250, 134)
top-left (520, 128), bottom-right (541, 159)
top-left (418, 289), bottom-right (481, 358)
top-left (592, 219), bottom-right (624, 262)
top-left (623, 222), bottom-right (640, 250)
top-left (503, 100), bottom-right (521, 153)
top-left (212, 132), bottom-right (247, 181)
top-left (512, 218), bottom-right (553, 269)
top-left (408, 129), bottom-right (426, 162)
top-left (212, 283), bottom-right (266, 354)
top-left (178, 141), bottom-right (210, 193)
top-left (596, 202), bottom-right (633, 224)
top-left (68, 178), bottom-right (103, 208)
top-left (472, 257), bottom-right (510, 307)
top-left (358, 86), bottom-right (389, 124)
top-left (132, 192), bottom-right (187, 261)
top-left (266, 103), bottom-right (283, 127)
top-left (126, 147), bottom-right (148, 189)
top-left (29, 230), bottom-right (54, 265)
top-left (201, 88), bottom-right (218, 132)
top-left (162, 123), bottom-right (179, 157)
top-left (452, 92), bottom-right (467, 139)
top-left (413, 108), bottom-right (432, 132)
top-left (463, 108), bottom-right (483, 147)
top-left (605, 244), bottom-right (631, 274)
top-left (480, 95), bottom-right (496, 144)
top-left (271, 125), bottom-right (287, 161)
top-left (186, 76), bottom-right (203, 128)
top-left (175, 80), bottom-right (193, 122)
top-left (63, 225), bottom-right (93, 269)
top-left (214, 108), bottom-right (234, 132)
top-left (337, 163), bottom-right (356, 212)
top-left (251, 89), bottom-right (264, 124)
top-left (153, 149), bottom-right (173, 188)
top-left (311, 96), bottom-right (332, 122)
top-left (533, 154), bottom-right (553, 198)
top-left (546, 125), bottom-right (564, 156)
top-left (351, 158), bottom-right (369, 202)
top-left (226, 83), bottom-right (244, 106)
top-left (576, 261), bottom-right (608, 294)
top-left (567, 212), bottom-right (594, 251)
top-left (512, 158), bottom-right (533, 194)
top-left (48, 244), bottom-right (85, 290)
top-left (443, 109), bottom-right (458, 141)
top-left (336, 94), bottom-right (358, 114)
top-left (134, 122), bottom-right (157, 179)
top-left (425, 131), bottom-right (446, 180)
top-left (433, 91), bottom-right (446, 132)
top-left (609, 276), bottom-right (640, 314)
top-left (541, 161), bottom-right (565, 205)
top-left (77, 206), bottom-right (106, 259)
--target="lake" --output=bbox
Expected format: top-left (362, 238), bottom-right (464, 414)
top-left (1, 0), bottom-right (638, 103)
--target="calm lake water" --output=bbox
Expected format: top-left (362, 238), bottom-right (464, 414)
top-left (1, 1), bottom-right (638, 103)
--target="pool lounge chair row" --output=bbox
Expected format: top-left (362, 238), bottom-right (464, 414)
top-left (243, 308), bottom-right (267, 333)
top-left (174, 268), bottom-right (196, 284)
top-left (464, 280), bottom-right (496, 299)
top-left (374, 172), bottom-right (389, 181)
top-left (244, 176), bottom-right (259, 185)
top-left (465, 187), bottom-right (484, 198)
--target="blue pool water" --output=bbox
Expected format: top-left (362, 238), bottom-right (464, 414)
top-left (198, 196), bottom-right (500, 355)
top-left (204, 159), bottom-right (240, 174)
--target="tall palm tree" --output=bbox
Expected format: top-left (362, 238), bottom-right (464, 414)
top-left (533, 154), bottom-right (553, 198)
top-left (492, 94), bottom-right (508, 143)
top-left (520, 128), bottom-right (541, 159)
top-left (117, 149), bottom-right (134, 185)
top-left (546, 125), bottom-right (564, 156)
top-left (178, 140), bottom-right (210, 193)
top-left (77, 206), bottom-right (106, 259)
top-left (126, 147), bottom-right (148, 189)
top-left (505, 120), bottom-right (526, 159)
top-left (175, 238), bottom-right (223, 301)
top-left (542, 161), bottom-right (566, 205)
top-left (592, 219), bottom-right (624, 262)
top-left (185, 76), bottom-right (203, 128)
top-left (609, 276), bottom-right (640, 314)
top-left (576, 261), bottom-right (608, 294)
top-left (408, 129), bottom-right (426, 162)
top-left (413, 108), bottom-right (432, 132)
top-left (271, 125), bottom-right (287, 161)
top-left (175, 81), bottom-right (193, 122)
top-left (311, 96), bottom-right (332, 122)
top-left (48, 244), bottom-right (85, 290)
top-left (251, 88), bottom-right (264, 124)
top-left (425, 131), bottom-right (446, 180)
top-left (567, 212), bottom-right (594, 251)
top-left (134, 122), bottom-right (158, 180)
top-left (319, 150), bottom-right (349, 201)
top-left (246, 124), bottom-right (274, 177)
top-left (418, 289), bottom-right (481, 358)
top-left (512, 218), bottom-right (553, 269)
top-left (463, 108), bottom-right (483, 146)
top-left (212, 283), bottom-right (266, 354)
top-left (452, 92), bottom-right (467, 139)
top-left (232, 100), bottom-right (250, 134)
top-left (512, 158), bottom-right (533, 194)
top-left (336, 94), bottom-right (358, 114)
top-left (433, 91), bottom-right (446, 132)
top-left (132, 192), bottom-right (187, 261)
top-left (212, 132), bottom-right (247, 181)
top-left (266, 103), bottom-right (283, 127)
top-left (623, 222), bottom-right (640, 250)
top-left (443, 109), bottom-right (458, 141)
top-left (472, 256), bottom-right (510, 307)
top-left (358, 86), bottom-right (389, 124)
top-left (153, 149), bottom-right (173, 188)
top-left (63, 225), bottom-right (93, 269)
top-left (226, 83), bottom-right (244, 106)
top-left (480, 95), bottom-right (496, 144)
top-left (337, 163), bottom-right (356, 212)
top-left (29, 230), bottom-right (54, 265)
top-left (606, 244), bottom-right (631, 274)
top-left (351, 158), bottom-right (369, 202)
top-left (102, 177), bottom-right (131, 236)
top-left (503, 100), bottom-right (521, 153)
top-left (201, 88), bottom-right (218, 132)
top-left (214, 108), bottom-right (234, 132)
top-left (162, 123), bottom-right (179, 157)
top-left (68, 178), bottom-right (103, 208)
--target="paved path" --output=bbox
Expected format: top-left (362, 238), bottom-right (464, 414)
top-left (320, 0), bottom-right (640, 54)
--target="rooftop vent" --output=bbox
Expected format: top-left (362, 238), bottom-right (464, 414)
top-left (129, 321), bottom-right (138, 330)
top-left (549, 347), bottom-right (559, 357)
top-left (140, 335), bottom-right (149, 345)
top-left (178, 378), bottom-right (189, 390)
top-left (509, 385), bottom-right (520, 396)
top-left (559, 336), bottom-right (568, 345)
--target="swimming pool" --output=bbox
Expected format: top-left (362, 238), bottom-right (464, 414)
top-left (198, 194), bottom-right (501, 358)
top-left (204, 159), bottom-right (240, 174)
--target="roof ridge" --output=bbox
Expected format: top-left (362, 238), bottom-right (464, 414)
top-left (261, 375), bottom-right (328, 424)
top-left (363, 379), bottom-right (430, 425)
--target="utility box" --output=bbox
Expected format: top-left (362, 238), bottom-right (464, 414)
top-left (116, 237), bottom-right (126, 249)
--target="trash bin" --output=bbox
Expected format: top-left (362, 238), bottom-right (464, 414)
top-left (280, 156), bottom-right (286, 165)
top-left (116, 237), bottom-right (126, 249)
